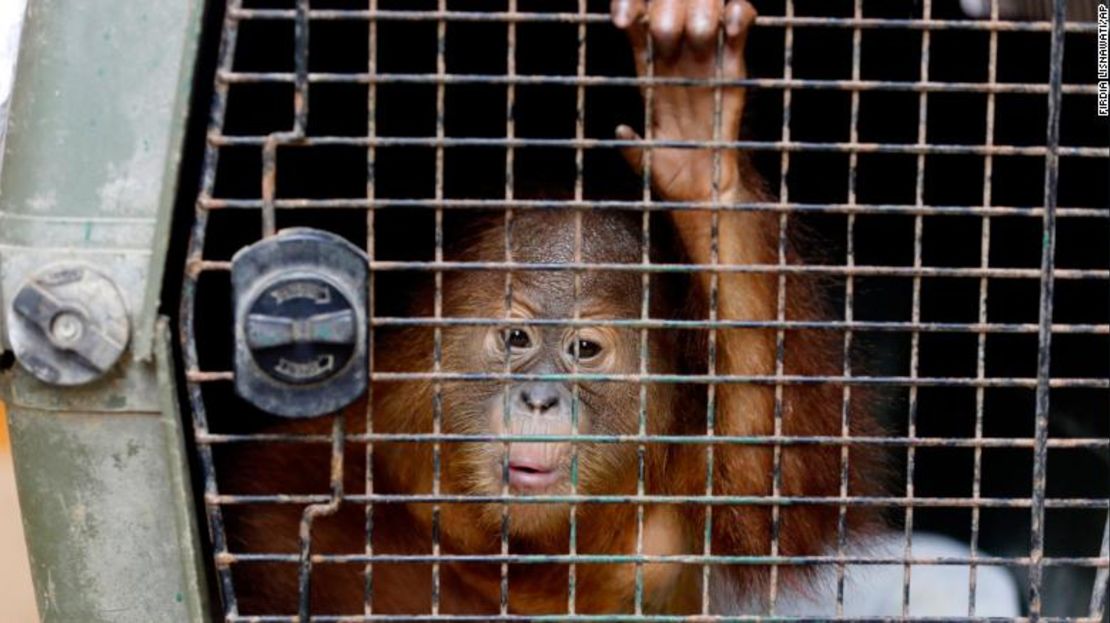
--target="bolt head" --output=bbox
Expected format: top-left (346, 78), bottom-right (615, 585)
top-left (49, 311), bottom-right (86, 347)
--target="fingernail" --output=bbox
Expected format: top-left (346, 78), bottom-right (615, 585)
top-left (613, 0), bottom-right (631, 27)
top-left (690, 14), bottom-right (712, 38)
top-left (725, 2), bottom-right (743, 36)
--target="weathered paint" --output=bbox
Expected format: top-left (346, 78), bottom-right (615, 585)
top-left (4, 322), bottom-right (209, 623)
top-left (0, 0), bottom-right (210, 620)
top-left (0, 0), bottom-right (204, 360)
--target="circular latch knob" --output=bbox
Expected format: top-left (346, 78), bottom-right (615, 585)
top-left (244, 278), bottom-right (357, 385)
top-left (5, 264), bottom-right (130, 385)
top-left (231, 228), bottom-right (369, 418)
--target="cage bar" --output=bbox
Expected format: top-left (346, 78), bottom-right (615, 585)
top-left (180, 0), bottom-right (1110, 620)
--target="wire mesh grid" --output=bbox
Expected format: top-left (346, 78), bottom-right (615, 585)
top-left (180, 0), bottom-right (1109, 620)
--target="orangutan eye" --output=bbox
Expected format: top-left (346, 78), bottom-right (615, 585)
top-left (569, 339), bottom-right (602, 360)
top-left (504, 329), bottom-right (532, 351)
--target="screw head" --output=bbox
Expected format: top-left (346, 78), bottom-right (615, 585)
top-left (49, 311), bottom-right (86, 347)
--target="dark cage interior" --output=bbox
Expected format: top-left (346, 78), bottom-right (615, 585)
top-left (173, 0), bottom-right (1109, 620)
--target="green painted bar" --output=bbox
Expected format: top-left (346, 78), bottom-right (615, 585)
top-left (0, 0), bottom-right (210, 620)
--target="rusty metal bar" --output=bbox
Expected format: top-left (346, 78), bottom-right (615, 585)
top-left (216, 71), bottom-right (1104, 96)
top-left (1027, 0), bottom-right (1067, 617)
top-left (258, 0), bottom-right (309, 238)
top-left (186, 368), bottom-right (1109, 389)
top-left (226, 8), bottom-right (1103, 33)
top-left (499, 1), bottom-right (516, 616)
top-left (699, 0), bottom-right (730, 612)
top-left (430, 0), bottom-right (447, 615)
top-left (180, 0), bottom-right (244, 616)
top-left (221, 615), bottom-right (1109, 623)
top-left (205, 493), bottom-right (1110, 510)
top-left (568, 0), bottom-right (588, 614)
top-left (901, 0), bottom-right (933, 612)
top-left (200, 196), bottom-right (1109, 217)
top-left (769, 0), bottom-right (797, 612)
top-left (358, 316), bottom-right (1108, 335)
top-left (298, 416), bottom-right (345, 620)
top-left (194, 433), bottom-right (1109, 450)
top-left (209, 131), bottom-right (1109, 156)
top-left (633, 7), bottom-right (656, 614)
top-left (193, 433), bottom-right (1110, 450)
top-left (189, 257), bottom-right (1110, 280)
top-left (833, 0), bottom-right (863, 612)
top-left (969, 0), bottom-right (1001, 613)
top-left (205, 552), bottom-right (1109, 568)
top-left (364, 0), bottom-right (378, 613)
top-left (281, 1), bottom-right (342, 617)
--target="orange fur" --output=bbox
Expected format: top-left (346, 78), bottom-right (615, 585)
top-left (218, 3), bottom-right (883, 611)
top-left (218, 205), bottom-right (883, 616)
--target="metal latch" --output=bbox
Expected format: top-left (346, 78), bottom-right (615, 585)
top-left (5, 264), bottom-right (130, 385)
top-left (231, 228), bottom-right (369, 418)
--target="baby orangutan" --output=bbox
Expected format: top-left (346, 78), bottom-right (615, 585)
top-left (220, 0), bottom-right (881, 615)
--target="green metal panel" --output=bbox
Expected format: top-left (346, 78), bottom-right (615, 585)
top-left (0, 0), bottom-right (202, 359)
top-left (0, 0), bottom-right (211, 620)
top-left (7, 321), bottom-right (210, 623)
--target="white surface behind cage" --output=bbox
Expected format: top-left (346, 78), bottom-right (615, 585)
top-left (0, 0), bottom-right (26, 160)
top-left (775, 531), bottom-right (1021, 616)
top-left (961, 0), bottom-right (1101, 19)
top-left (0, 0), bottom-right (26, 153)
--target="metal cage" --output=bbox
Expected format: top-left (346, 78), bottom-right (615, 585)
top-left (178, 0), bottom-right (1108, 620)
